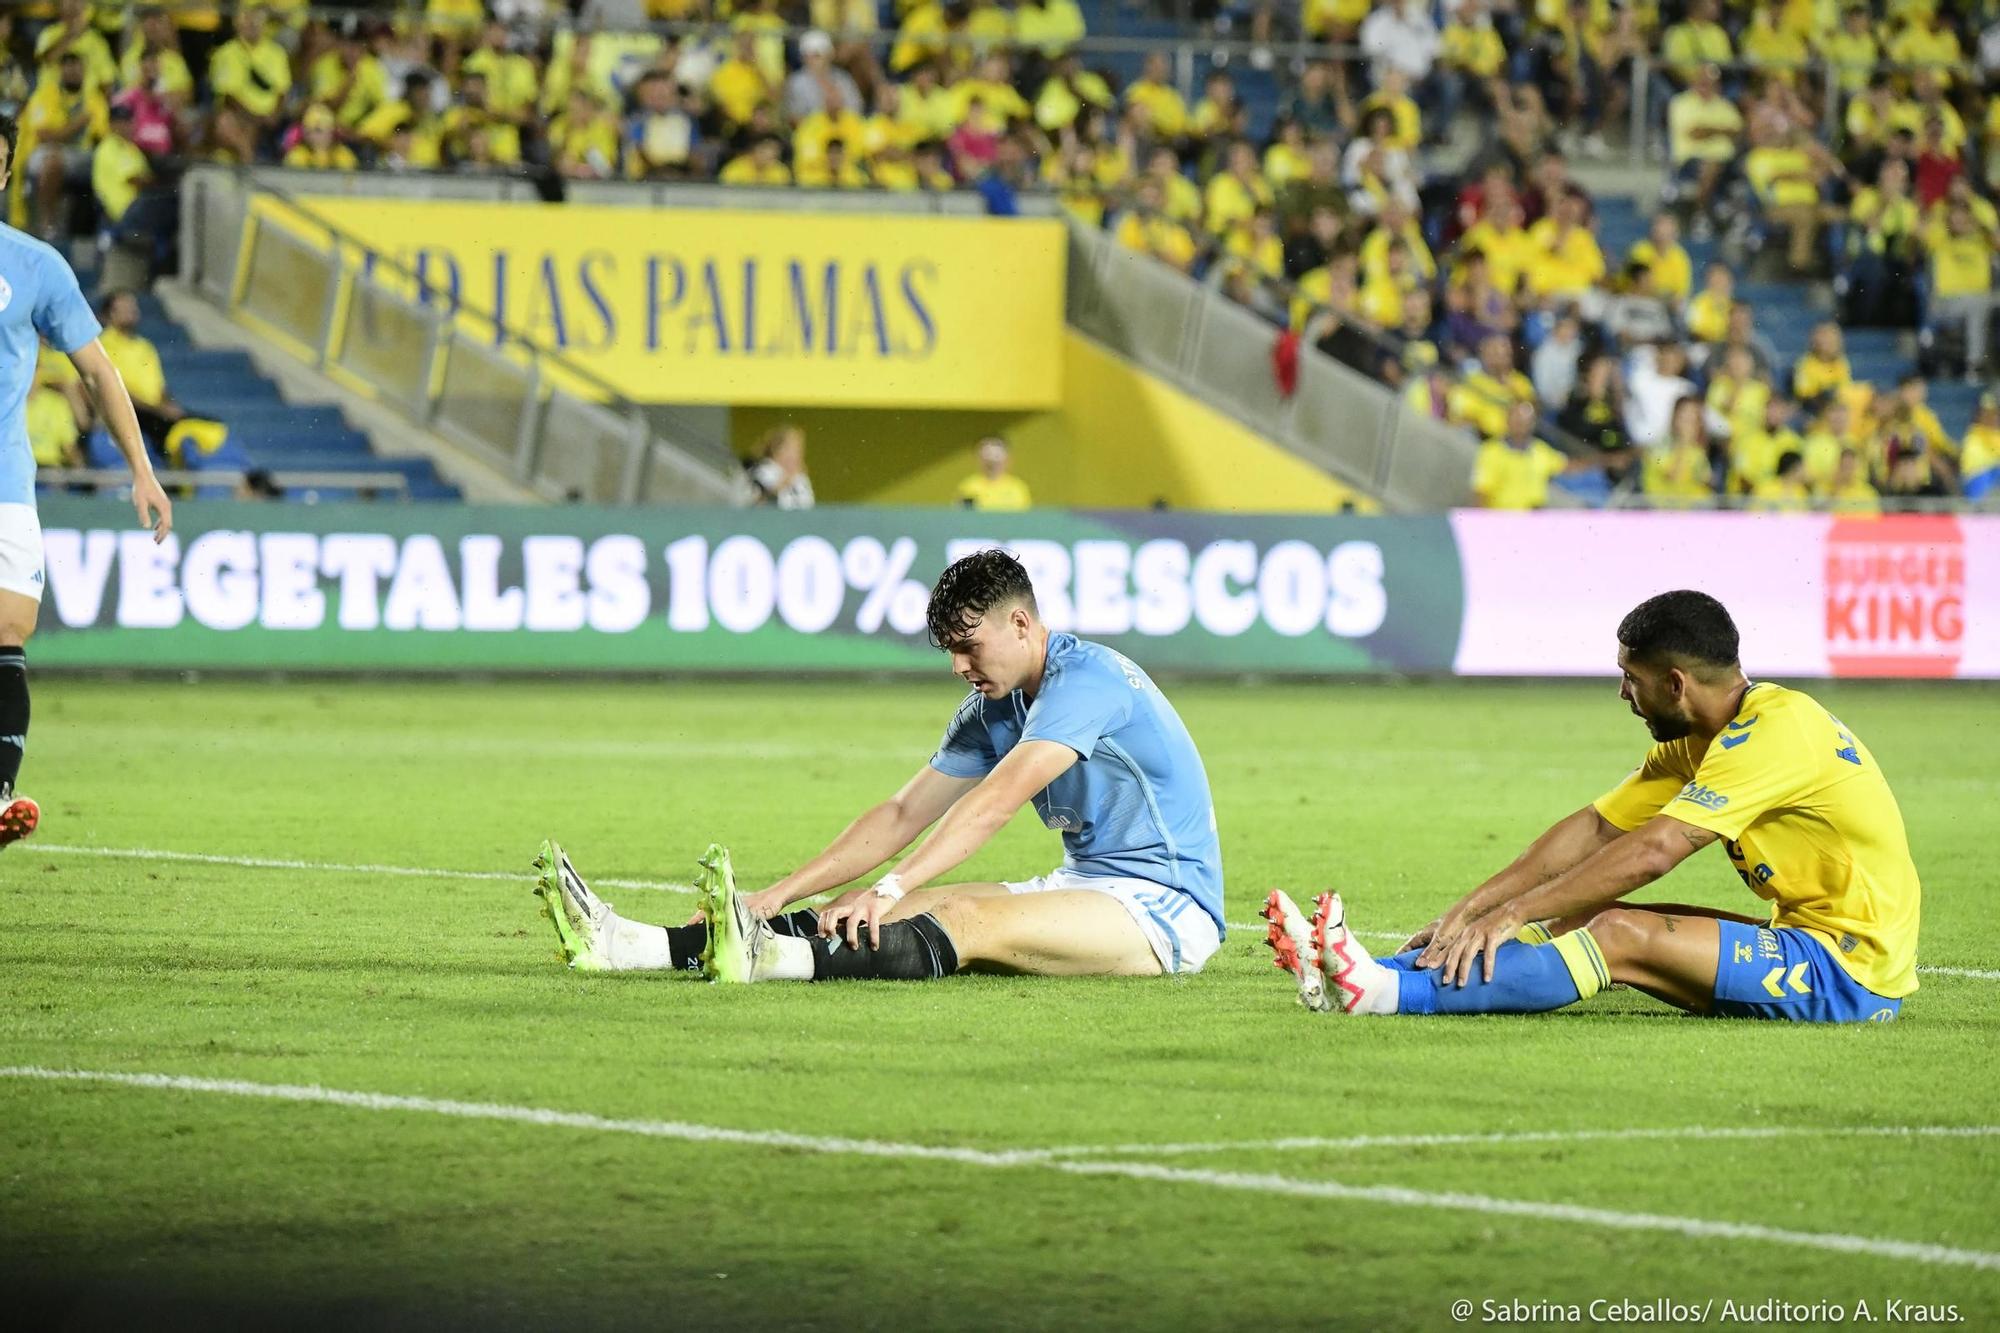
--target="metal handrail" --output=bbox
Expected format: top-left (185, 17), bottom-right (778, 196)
top-left (39, 467), bottom-right (413, 492)
top-left (196, 169), bottom-right (740, 503)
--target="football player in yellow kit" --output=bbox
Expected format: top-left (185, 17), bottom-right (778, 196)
top-left (1263, 590), bottom-right (1921, 1022)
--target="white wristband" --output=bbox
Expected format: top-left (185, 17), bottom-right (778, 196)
top-left (871, 873), bottom-right (906, 904)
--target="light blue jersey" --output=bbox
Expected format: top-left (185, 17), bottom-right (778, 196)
top-left (929, 632), bottom-right (1225, 934)
top-left (1, 224), bottom-right (102, 506)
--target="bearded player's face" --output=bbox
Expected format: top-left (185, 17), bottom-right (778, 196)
top-left (1617, 649), bottom-right (1695, 743)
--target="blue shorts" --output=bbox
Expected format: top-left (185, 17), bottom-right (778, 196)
top-left (1712, 922), bottom-right (1903, 1023)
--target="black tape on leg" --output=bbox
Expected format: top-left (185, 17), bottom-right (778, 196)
top-left (811, 914), bottom-right (960, 981)
top-left (769, 909), bottom-right (821, 939)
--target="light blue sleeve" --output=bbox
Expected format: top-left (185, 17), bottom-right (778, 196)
top-left (32, 254), bottom-right (103, 354)
top-left (1021, 660), bottom-right (1131, 760)
top-left (929, 692), bottom-right (999, 778)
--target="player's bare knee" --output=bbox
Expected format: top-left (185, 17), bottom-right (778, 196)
top-left (0, 611), bottom-right (33, 647)
top-left (1583, 908), bottom-right (1654, 972)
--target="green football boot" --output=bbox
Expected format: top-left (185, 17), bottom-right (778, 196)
top-left (532, 839), bottom-right (612, 971)
top-left (696, 843), bottom-right (763, 983)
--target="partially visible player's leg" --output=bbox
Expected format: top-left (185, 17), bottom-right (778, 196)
top-left (923, 890), bottom-right (1163, 977)
top-left (531, 841), bottom-right (820, 974)
top-left (1531, 901), bottom-right (1765, 942)
top-left (0, 509), bottom-right (46, 850)
top-left (1305, 895), bottom-right (1713, 1017)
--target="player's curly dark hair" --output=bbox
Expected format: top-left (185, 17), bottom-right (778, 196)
top-left (1618, 590), bottom-right (1740, 674)
top-left (926, 549), bottom-right (1037, 651)
top-left (0, 116), bottom-right (17, 175)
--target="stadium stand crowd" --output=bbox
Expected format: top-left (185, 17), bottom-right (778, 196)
top-left (4, 0), bottom-right (1998, 509)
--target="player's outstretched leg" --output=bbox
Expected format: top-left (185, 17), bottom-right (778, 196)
top-left (1261, 890), bottom-right (1331, 1012)
top-left (1308, 893), bottom-right (1614, 1017)
top-left (700, 848), bottom-right (961, 984)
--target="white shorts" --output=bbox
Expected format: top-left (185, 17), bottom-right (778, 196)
top-left (1001, 867), bottom-right (1222, 976)
top-left (0, 505), bottom-right (44, 603)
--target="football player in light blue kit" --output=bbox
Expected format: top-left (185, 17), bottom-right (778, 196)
top-left (535, 549), bottom-right (1225, 983)
top-left (0, 116), bottom-right (173, 851)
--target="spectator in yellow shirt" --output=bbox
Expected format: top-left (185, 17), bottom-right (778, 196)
top-left (1355, 68), bottom-right (1421, 153)
top-left (91, 102), bottom-right (152, 225)
top-left (1886, 10), bottom-right (1961, 90)
top-left (208, 7), bottom-right (293, 164)
top-left (1818, 5), bottom-right (1880, 98)
top-left (957, 437), bottom-right (1033, 511)
top-left (28, 381), bottom-right (82, 469)
top-left (1626, 213), bottom-right (1692, 304)
top-left (463, 21), bottom-right (541, 122)
top-left (1014, 0), bottom-right (1086, 59)
top-left (1451, 333), bottom-right (1536, 440)
top-left (709, 32), bottom-right (773, 128)
top-left (358, 72), bottom-right (445, 170)
top-left (1474, 400), bottom-right (1578, 511)
top-left (120, 8), bottom-right (196, 109)
top-left (1750, 450), bottom-right (1813, 511)
top-left (550, 90), bottom-right (621, 180)
top-left (1523, 188), bottom-right (1605, 300)
top-left (719, 135), bottom-right (793, 187)
top-left (283, 104), bottom-right (360, 171)
top-left (1791, 321), bottom-right (1852, 407)
top-left (1743, 125), bottom-right (1838, 273)
top-left (1682, 261), bottom-right (1735, 345)
top-left (1123, 51), bottom-right (1188, 140)
top-left (17, 52), bottom-right (108, 237)
top-left (1666, 65), bottom-right (1742, 230)
top-left (1660, 0), bottom-right (1732, 87)
top-left (797, 137), bottom-right (871, 189)
top-left (1643, 396), bottom-right (1719, 505)
top-left (34, 0), bottom-right (117, 90)
top-left (1823, 447), bottom-right (1882, 512)
top-left (443, 73), bottom-right (524, 168)
top-left (1924, 202), bottom-right (1997, 377)
top-left (1203, 141), bottom-right (1274, 237)
top-left (310, 19), bottom-right (393, 132)
top-left (1958, 394), bottom-right (2000, 499)
top-left (1739, 2), bottom-right (1807, 86)
top-left (1114, 180), bottom-right (1199, 273)
top-left (99, 289), bottom-right (186, 449)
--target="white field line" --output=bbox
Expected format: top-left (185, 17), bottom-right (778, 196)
top-left (1028, 1123), bottom-right (2000, 1160)
top-left (30, 844), bottom-right (1997, 982)
top-left (4, 1066), bottom-right (1997, 1274)
top-left (30, 843), bottom-right (695, 895)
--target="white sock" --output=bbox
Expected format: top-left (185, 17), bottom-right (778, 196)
top-left (756, 934), bottom-right (815, 983)
top-left (605, 912), bottom-right (673, 971)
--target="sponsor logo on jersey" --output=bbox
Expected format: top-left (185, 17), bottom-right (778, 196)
top-left (1675, 781), bottom-right (1730, 811)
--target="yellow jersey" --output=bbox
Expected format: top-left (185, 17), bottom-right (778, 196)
top-left (1473, 437), bottom-right (1567, 510)
top-left (1595, 682), bottom-right (1921, 999)
top-left (100, 328), bottom-right (167, 406)
top-left (956, 473), bottom-right (1032, 511)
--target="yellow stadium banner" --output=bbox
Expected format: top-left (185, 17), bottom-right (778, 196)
top-left (262, 197), bottom-right (1066, 410)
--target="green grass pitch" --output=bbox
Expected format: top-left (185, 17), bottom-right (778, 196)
top-left (3, 677), bottom-right (1996, 1330)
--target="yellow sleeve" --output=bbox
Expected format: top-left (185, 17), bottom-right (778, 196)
top-left (1593, 741), bottom-right (1694, 830)
top-left (1664, 712), bottom-right (1818, 840)
top-left (1471, 442), bottom-right (1505, 501)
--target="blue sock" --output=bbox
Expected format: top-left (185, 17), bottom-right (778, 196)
top-left (1379, 948), bottom-right (1424, 972)
top-left (1396, 933), bottom-right (1608, 1015)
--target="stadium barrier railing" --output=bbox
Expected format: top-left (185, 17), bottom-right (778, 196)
top-left (1067, 220), bottom-right (1477, 512)
top-left (179, 166), bottom-right (741, 506)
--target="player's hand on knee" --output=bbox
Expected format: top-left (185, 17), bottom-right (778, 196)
top-left (821, 890), bottom-right (889, 951)
top-left (1401, 918), bottom-right (1443, 954)
top-left (1446, 913), bottom-right (1518, 987)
